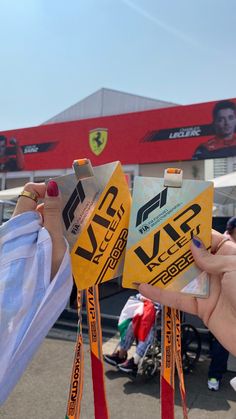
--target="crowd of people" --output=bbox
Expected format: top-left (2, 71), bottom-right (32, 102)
top-left (1, 180), bottom-right (236, 405)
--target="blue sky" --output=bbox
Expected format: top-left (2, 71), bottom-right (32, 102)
top-left (1, 0), bottom-right (236, 130)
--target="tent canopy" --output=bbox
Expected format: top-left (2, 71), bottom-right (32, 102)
top-left (0, 186), bottom-right (23, 201)
top-left (0, 174), bottom-right (236, 206)
top-left (212, 172), bottom-right (236, 205)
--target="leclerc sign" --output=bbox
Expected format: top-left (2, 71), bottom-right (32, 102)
top-left (0, 97), bottom-right (236, 171)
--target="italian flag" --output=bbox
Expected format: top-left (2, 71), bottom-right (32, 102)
top-left (118, 296), bottom-right (156, 342)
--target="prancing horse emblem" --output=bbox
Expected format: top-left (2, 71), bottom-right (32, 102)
top-left (89, 129), bottom-right (108, 156)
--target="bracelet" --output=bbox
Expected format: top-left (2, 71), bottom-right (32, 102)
top-left (18, 190), bottom-right (39, 203)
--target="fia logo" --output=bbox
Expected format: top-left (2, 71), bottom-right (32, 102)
top-left (138, 224), bottom-right (150, 234)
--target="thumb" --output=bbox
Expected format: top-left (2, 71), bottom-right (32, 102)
top-left (44, 180), bottom-right (66, 279)
top-left (44, 180), bottom-right (63, 238)
top-left (191, 237), bottom-right (236, 275)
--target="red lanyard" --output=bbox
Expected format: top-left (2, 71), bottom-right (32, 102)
top-left (161, 306), bottom-right (188, 419)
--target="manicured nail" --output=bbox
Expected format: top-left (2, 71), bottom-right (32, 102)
top-left (192, 237), bottom-right (202, 248)
top-left (47, 180), bottom-right (59, 197)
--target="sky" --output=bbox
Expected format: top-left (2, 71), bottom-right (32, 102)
top-left (1, 0), bottom-right (236, 130)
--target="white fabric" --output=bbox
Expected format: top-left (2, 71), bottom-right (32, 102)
top-left (230, 377), bottom-right (236, 391)
top-left (0, 211), bottom-right (73, 404)
top-left (212, 172), bottom-right (236, 205)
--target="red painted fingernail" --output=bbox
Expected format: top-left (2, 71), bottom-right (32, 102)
top-left (47, 180), bottom-right (59, 197)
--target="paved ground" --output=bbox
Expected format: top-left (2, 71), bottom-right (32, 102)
top-left (1, 333), bottom-right (236, 419)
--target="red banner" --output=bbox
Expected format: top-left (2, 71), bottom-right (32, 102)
top-left (0, 97), bottom-right (236, 171)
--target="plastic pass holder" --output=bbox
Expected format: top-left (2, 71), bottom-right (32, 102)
top-left (164, 168), bottom-right (183, 188)
top-left (73, 158), bottom-right (95, 179)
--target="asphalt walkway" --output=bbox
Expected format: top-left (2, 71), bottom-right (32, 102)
top-left (0, 333), bottom-right (236, 419)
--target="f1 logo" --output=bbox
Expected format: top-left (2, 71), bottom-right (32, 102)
top-left (136, 188), bottom-right (168, 227)
top-left (63, 182), bottom-right (85, 230)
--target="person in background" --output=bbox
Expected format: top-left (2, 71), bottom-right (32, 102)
top-left (208, 216), bottom-right (236, 390)
top-left (0, 135), bottom-right (25, 171)
top-left (104, 294), bottom-right (161, 375)
top-left (193, 100), bottom-right (236, 159)
top-left (0, 181), bottom-right (73, 405)
top-left (225, 216), bottom-right (236, 242)
top-left (207, 335), bottom-right (229, 391)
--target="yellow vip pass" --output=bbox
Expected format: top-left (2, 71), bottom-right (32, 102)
top-left (52, 159), bottom-right (131, 290)
top-left (122, 169), bottom-right (213, 297)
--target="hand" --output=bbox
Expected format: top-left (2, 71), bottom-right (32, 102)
top-left (13, 181), bottom-right (67, 279)
top-left (138, 230), bottom-right (236, 355)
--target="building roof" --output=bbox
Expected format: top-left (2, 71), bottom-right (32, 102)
top-left (43, 87), bottom-right (177, 125)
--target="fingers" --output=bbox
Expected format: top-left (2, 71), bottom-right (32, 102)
top-left (191, 237), bottom-right (236, 274)
top-left (36, 202), bottom-right (44, 219)
top-left (211, 229), bottom-right (224, 252)
top-left (13, 180), bottom-right (67, 280)
top-left (44, 180), bottom-right (66, 279)
top-left (138, 283), bottom-right (198, 315)
top-left (13, 182), bottom-right (46, 217)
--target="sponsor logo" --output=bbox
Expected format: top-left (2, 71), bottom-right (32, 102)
top-left (136, 188), bottom-right (168, 228)
top-left (89, 128), bottom-right (108, 155)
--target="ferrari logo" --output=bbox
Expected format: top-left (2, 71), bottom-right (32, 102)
top-left (89, 129), bottom-right (108, 155)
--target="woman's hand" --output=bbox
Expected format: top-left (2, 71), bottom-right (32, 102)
top-left (13, 181), bottom-right (66, 279)
top-left (138, 230), bottom-right (236, 355)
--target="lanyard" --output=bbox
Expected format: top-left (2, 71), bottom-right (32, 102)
top-left (161, 305), bottom-right (175, 419)
top-left (86, 286), bottom-right (110, 419)
top-left (173, 308), bottom-right (188, 419)
top-left (161, 306), bottom-right (188, 419)
top-left (66, 286), bottom-right (110, 419)
top-left (66, 290), bottom-right (84, 419)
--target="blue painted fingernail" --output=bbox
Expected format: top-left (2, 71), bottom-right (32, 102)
top-left (192, 237), bottom-right (202, 248)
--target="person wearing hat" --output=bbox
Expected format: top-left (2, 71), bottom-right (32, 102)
top-left (225, 216), bottom-right (236, 242)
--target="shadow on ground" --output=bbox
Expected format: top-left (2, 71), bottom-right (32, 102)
top-left (104, 355), bottom-right (236, 413)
